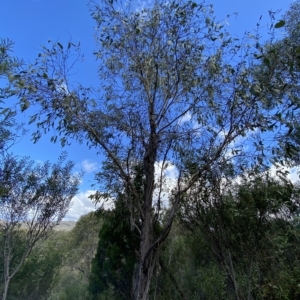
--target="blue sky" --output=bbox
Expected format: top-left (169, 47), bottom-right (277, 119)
top-left (0, 0), bottom-right (294, 220)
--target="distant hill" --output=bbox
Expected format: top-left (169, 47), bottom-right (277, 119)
top-left (54, 221), bottom-right (76, 231)
top-left (0, 220), bottom-right (77, 231)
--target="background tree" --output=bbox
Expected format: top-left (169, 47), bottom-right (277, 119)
top-left (4, 232), bottom-right (64, 300)
top-left (0, 38), bottom-right (81, 300)
top-left (178, 170), bottom-right (300, 299)
top-left (89, 164), bottom-right (143, 299)
top-left (0, 151), bottom-right (80, 300)
top-left (48, 213), bottom-right (101, 300)
top-left (89, 198), bottom-right (140, 300)
top-left (15, 1), bottom-right (300, 298)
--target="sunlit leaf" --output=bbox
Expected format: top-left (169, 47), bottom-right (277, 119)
top-left (274, 20), bottom-right (285, 28)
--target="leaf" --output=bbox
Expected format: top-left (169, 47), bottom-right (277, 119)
top-left (263, 57), bottom-right (270, 67)
top-left (0, 108), bottom-right (10, 115)
top-left (287, 126), bottom-right (293, 135)
top-left (257, 156), bottom-right (263, 165)
top-left (21, 99), bottom-right (30, 112)
top-left (191, 2), bottom-right (197, 9)
top-left (57, 42), bottom-right (63, 49)
top-left (274, 20), bottom-right (285, 29)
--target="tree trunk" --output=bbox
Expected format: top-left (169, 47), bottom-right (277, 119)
top-left (2, 276), bottom-right (10, 300)
top-left (132, 217), bottom-right (158, 300)
top-left (2, 229), bottom-right (11, 300)
top-left (132, 119), bottom-right (158, 300)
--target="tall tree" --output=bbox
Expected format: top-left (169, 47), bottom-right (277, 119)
top-left (15, 1), bottom-right (298, 298)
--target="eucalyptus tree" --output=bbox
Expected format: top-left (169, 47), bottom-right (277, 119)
top-left (0, 152), bottom-right (80, 300)
top-left (15, 1), bottom-right (297, 299)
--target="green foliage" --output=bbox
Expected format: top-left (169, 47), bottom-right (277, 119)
top-left (177, 173), bottom-right (300, 299)
top-left (89, 199), bottom-right (140, 300)
top-left (0, 123), bottom-right (80, 299)
top-left (253, 1), bottom-right (300, 165)
top-left (5, 232), bottom-right (65, 300)
top-left (49, 212), bottom-right (102, 300)
top-left (274, 20), bottom-right (285, 28)
top-left (0, 39), bottom-right (21, 101)
top-left (0, 39), bottom-right (26, 150)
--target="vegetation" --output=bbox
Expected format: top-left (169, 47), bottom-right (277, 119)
top-left (49, 213), bottom-right (101, 300)
top-left (1, 0), bottom-right (300, 299)
top-left (2, 176), bottom-right (300, 300)
top-left (5, 231), bottom-right (65, 300)
top-left (0, 152), bottom-right (80, 300)
top-left (0, 40), bottom-right (80, 300)
top-left (177, 172), bottom-right (300, 299)
top-left (89, 197), bottom-right (140, 300)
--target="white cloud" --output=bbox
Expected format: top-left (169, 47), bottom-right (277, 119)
top-left (268, 165), bottom-right (300, 184)
top-left (81, 159), bottom-right (99, 173)
top-left (155, 161), bottom-right (178, 182)
top-left (56, 82), bottom-right (69, 94)
top-left (229, 164), bottom-right (300, 188)
top-left (154, 161), bottom-right (179, 208)
top-left (64, 190), bottom-right (100, 221)
top-left (178, 112), bottom-right (192, 125)
top-left (64, 189), bottom-right (115, 221)
top-left (289, 167), bottom-right (300, 183)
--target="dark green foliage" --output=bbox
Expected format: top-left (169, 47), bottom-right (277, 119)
top-left (89, 164), bottom-right (145, 299)
top-left (5, 232), bottom-right (64, 300)
top-left (89, 198), bottom-right (139, 300)
top-left (177, 174), bottom-right (300, 299)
